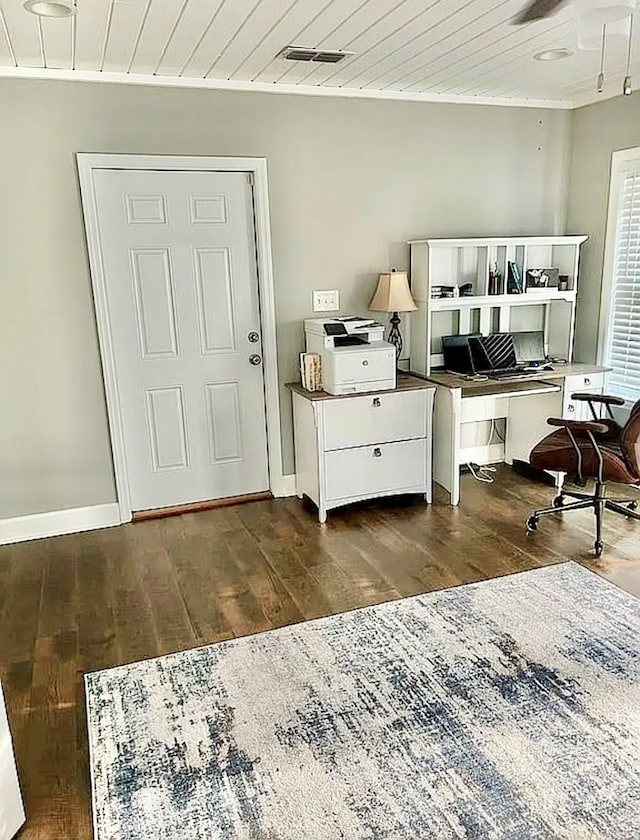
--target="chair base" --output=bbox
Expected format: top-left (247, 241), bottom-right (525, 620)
top-left (526, 483), bottom-right (640, 558)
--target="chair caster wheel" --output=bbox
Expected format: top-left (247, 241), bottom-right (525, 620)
top-left (526, 516), bottom-right (538, 534)
top-left (628, 501), bottom-right (638, 511)
top-left (594, 540), bottom-right (604, 558)
top-left (553, 495), bottom-right (564, 508)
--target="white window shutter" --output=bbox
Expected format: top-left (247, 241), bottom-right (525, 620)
top-left (607, 167), bottom-right (640, 401)
top-left (0, 681), bottom-right (25, 840)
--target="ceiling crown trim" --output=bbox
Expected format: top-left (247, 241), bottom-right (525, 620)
top-left (0, 65), bottom-right (574, 110)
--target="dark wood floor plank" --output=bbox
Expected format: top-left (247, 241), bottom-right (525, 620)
top-left (223, 528), bottom-right (304, 629)
top-left (161, 528), bottom-right (236, 645)
top-left (76, 531), bottom-right (119, 675)
top-left (0, 546), bottom-right (14, 619)
top-left (0, 464), bottom-right (639, 840)
top-left (100, 527), bottom-right (164, 666)
top-left (18, 706), bottom-right (81, 839)
top-left (136, 546), bottom-right (199, 657)
top-left (0, 549), bottom-right (44, 668)
top-left (275, 569), bottom-right (338, 620)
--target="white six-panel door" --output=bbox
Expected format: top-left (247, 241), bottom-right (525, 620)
top-left (0, 681), bottom-right (25, 840)
top-left (93, 169), bottom-right (269, 511)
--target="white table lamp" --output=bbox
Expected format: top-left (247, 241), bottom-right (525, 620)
top-left (369, 270), bottom-right (417, 359)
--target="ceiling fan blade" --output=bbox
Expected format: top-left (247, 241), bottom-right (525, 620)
top-left (513, 0), bottom-right (568, 24)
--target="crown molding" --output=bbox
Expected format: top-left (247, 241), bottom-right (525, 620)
top-left (570, 86), bottom-right (639, 109)
top-left (0, 65), bottom-right (573, 110)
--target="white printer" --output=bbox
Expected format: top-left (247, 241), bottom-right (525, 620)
top-left (304, 317), bottom-right (396, 395)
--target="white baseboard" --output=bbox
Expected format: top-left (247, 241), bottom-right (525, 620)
top-left (0, 503), bottom-right (121, 546)
top-left (271, 474), bottom-right (297, 498)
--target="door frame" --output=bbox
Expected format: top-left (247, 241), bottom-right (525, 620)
top-left (77, 153), bottom-right (284, 523)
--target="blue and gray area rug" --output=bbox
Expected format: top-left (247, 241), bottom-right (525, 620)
top-left (86, 562), bottom-right (640, 839)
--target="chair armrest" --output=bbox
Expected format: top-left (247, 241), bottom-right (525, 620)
top-left (547, 417), bottom-right (610, 435)
top-left (570, 392), bottom-right (626, 406)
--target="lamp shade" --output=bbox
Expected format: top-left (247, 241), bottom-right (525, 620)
top-left (369, 272), bottom-right (417, 313)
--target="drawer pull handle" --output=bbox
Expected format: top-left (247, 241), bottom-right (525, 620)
top-left (362, 359), bottom-right (369, 366)
top-left (373, 447), bottom-right (382, 458)
top-left (372, 397), bottom-right (381, 408)
top-left (584, 377), bottom-right (591, 386)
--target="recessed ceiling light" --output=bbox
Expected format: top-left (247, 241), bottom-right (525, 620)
top-left (23, 0), bottom-right (77, 17)
top-left (533, 48), bottom-right (574, 61)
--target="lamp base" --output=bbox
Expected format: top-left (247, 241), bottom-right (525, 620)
top-left (388, 311), bottom-right (402, 361)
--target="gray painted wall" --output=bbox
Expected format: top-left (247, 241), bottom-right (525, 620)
top-left (567, 90), bottom-right (640, 363)
top-left (0, 79), bottom-right (570, 518)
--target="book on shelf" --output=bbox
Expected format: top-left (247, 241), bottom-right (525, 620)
top-left (507, 261), bottom-right (523, 294)
top-left (431, 285), bottom-right (455, 299)
top-left (299, 352), bottom-right (322, 391)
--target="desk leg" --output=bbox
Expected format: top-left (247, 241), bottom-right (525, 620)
top-left (433, 386), bottom-right (461, 506)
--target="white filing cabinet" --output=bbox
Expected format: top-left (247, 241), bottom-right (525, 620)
top-left (288, 375), bottom-right (435, 523)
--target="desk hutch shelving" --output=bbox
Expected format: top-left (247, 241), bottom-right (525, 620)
top-left (408, 235), bottom-right (588, 376)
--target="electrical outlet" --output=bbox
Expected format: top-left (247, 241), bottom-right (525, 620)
top-left (312, 290), bottom-right (340, 312)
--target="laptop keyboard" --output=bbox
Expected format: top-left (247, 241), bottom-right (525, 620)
top-left (487, 367), bottom-right (526, 379)
top-left (488, 366), bottom-right (552, 380)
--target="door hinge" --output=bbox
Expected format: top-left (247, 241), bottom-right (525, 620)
top-left (246, 173), bottom-right (254, 187)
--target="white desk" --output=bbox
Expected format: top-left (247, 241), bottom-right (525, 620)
top-left (427, 364), bottom-right (609, 505)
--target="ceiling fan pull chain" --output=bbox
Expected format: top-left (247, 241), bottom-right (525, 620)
top-left (623, 13), bottom-right (634, 95)
top-left (597, 21), bottom-right (607, 93)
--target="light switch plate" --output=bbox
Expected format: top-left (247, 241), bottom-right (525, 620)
top-left (312, 290), bottom-right (340, 312)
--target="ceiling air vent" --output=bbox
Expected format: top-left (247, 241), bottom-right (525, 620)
top-left (278, 46), bottom-right (354, 64)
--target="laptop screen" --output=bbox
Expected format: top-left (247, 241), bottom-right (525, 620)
top-left (479, 333), bottom-right (518, 371)
top-left (442, 332), bottom-right (541, 374)
top-left (511, 330), bottom-right (545, 364)
top-left (441, 334), bottom-right (477, 374)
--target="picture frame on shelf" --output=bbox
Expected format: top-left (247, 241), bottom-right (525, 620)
top-left (526, 267), bottom-right (559, 292)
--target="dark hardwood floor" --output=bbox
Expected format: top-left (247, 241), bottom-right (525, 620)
top-left (1, 466), bottom-right (639, 839)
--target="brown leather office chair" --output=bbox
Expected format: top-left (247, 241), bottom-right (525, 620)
top-left (526, 393), bottom-right (640, 557)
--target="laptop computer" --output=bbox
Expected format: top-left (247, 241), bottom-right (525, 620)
top-left (475, 333), bottom-right (518, 373)
top-left (511, 330), bottom-right (546, 365)
top-left (441, 334), bottom-right (479, 375)
top-left (441, 332), bottom-right (551, 379)
top-left (442, 333), bottom-right (519, 377)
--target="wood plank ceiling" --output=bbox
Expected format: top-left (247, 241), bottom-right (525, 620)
top-left (0, 0), bottom-right (638, 107)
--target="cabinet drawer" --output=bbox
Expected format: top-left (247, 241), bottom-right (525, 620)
top-left (323, 389), bottom-right (427, 450)
top-left (324, 438), bottom-right (427, 502)
top-left (564, 373), bottom-right (604, 395)
top-left (563, 373), bottom-right (604, 420)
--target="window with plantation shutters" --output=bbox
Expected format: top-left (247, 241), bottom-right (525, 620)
top-left (600, 150), bottom-right (640, 403)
